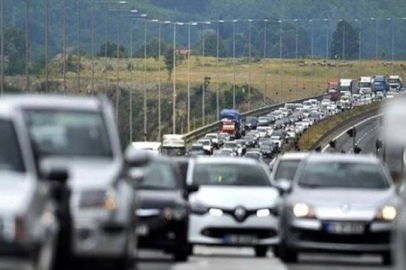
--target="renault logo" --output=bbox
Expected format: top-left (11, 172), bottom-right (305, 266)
top-left (234, 207), bottom-right (246, 221)
top-left (340, 204), bottom-right (350, 213)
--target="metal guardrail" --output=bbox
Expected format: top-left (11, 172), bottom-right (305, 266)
top-left (183, 95), bottom-right (325, 144)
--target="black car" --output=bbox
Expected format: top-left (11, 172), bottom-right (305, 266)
top-left (245, 116), bottom-right (258, 130)
top-left (259, 143), bottom-right (275, 158)
top-left (135, 156), bottom-right (197, 262)
top-left (243, 135), bottom-right (257, 148)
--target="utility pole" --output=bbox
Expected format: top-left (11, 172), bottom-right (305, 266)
top-left (25, 0), bottom-right (30, 92)
top-left (1, 0), bottom-right (5, 94)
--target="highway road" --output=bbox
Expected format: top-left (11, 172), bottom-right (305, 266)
top-left (323, 114), bottom-right (404, 174)
top-left (137, 248), bottom-right (390, 270)
top-left (137, 112), bottom-right (396, 270)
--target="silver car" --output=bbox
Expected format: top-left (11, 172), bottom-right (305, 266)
top-left (278, 154), bottom-right (398, 265)
top-left (0, 95), bottom-right (137, 269)
top-left (0, 104), bottom-right (63, 270)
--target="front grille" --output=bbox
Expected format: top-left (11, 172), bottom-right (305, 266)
top-left (291, 228), bottom-right (390, 244)
top-left (202, 228), bottom-right (277, 239)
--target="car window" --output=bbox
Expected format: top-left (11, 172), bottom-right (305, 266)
top-left (274, 160), bottom-right (301, 181)
top-left (139, 162), bottom-right (179, 190)
top-left (24, 109), bottom-right (113, 158)
top-left (192, 163), bottom-right (270, 186)
top-left (298, 161), bottom-right (390, 189)
top-left (0, 119), bottom-right (25, 172)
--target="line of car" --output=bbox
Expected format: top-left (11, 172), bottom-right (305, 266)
top-left (1, 93), bottom-right (404, 270)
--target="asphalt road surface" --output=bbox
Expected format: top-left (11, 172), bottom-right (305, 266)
top-left (137, 119), bottom-right (396, 270)
top-left (137, 248), bottom-right (390, 270)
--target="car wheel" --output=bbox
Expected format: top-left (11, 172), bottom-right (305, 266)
top-left (279, 242), bottom-right (298, 263)
top-left (382, 252), bottom-right (392, 266)
top-left (173, 248), bottom-right (189, 262)
top-left (254, 246), bottom-right (268, 257)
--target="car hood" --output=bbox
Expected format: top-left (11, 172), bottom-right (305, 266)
top-left (290, 187), bottom-right (397, 220)
top-left (191, 186), bottom-right (279, 209)
top-left (137, 190), bottom-right (185, 209)
top-left (0, 172), bottom-right (34, 214)
top-left (41, 157), bottom-right (122, 190)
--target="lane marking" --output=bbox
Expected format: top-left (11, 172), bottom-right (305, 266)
top-left (322, 114), bottom-right (382, 152)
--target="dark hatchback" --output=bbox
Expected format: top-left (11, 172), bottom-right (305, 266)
top-left (134, 156), bottom-right (196, 261)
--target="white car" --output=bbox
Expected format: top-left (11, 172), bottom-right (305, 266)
top-left (205, 133), bottom-right (219, 148)
top-left (198, 139), bottom-right (214, 154)
top-left (187, 157), bottom-right (280, 257)
top-left (270, 135), bottom-right (283, 148)
top-left (302, 118), bottom-right (314, 126)
top-left (302, 101), bottom-right (312, 110)
top-left (256, 127), bottom-right (270, 138)
top-left (321, 99), bottom-right (331, 108)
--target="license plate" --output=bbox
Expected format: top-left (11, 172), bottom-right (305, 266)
top-left (223, 235), bottom-right (257, 245)
top-left (325, 223), bottom-right (365, 235)
top-left (136, 224), bottom-right (149, 236)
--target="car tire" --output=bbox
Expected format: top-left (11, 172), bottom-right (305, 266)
top-left (254, 246), bottom-right (268, 257)
top-left (279, 243), bottom-right (298, 263)
top-left (173, 248), bottom-right (189, 262)
top-left (382, 252), bottom-right (392, 266)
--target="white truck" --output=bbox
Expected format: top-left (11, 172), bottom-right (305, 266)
top-left (359, 76), bottom-right (373, 94)
top-left (339, 79), bottom-right (356, 95)
top-left (389, 75), bottom-right (403, 91)
top-left (161, 134), bottom-right (187, 156)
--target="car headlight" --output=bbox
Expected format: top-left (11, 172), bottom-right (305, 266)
top-left (376, 206), bottom-right (397, 221)
top-left (209, 208), bottom-right (224, 217)
top-left (163, 207), bottom-right (188, 221)
top-left (80, 188), bottom-right (117, 211)
top-left (190, 202), bottom-right (209, 215)
top-left (292, 203), bottom-right (316, 218)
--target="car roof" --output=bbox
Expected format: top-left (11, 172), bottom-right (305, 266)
top-left (0, 94), bottom-right (102, 112)
top-left (305, 153), bottom-right (379, 164)
top-left (194, 156), bottom-right (259, 165)
top-left (279, 152), bottom-right (309, 160)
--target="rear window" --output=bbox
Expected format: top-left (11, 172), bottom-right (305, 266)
top-left (298, 161), bottom-right (389, 189)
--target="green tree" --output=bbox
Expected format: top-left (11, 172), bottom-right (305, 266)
top-left (330, 20), bottom-right (359, 60)
top-left (98, 42), bottom-right (127, 58)
top-left (135, 38), bottom-right (168, 59)
top-left (3, 28), bottom-right (26, 75)
top-left (164, 46), bottom-right (175, 79)
top-left (194, 33), bottom-right (228, 57)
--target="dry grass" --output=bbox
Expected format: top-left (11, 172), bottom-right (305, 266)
top-left (49, 55), bottom-right (406, 102)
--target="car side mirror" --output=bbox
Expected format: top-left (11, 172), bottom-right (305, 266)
top-left (42, 166), bottom-right (69, 185)
top-left (125, 145), bottom-right (151, 167)
top-left (187, 184), bottom-right (199, 194)
top-left (275, 179), bottom-right (292, 195)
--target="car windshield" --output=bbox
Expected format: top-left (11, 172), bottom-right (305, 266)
top-left (191, 146), bottom-right (204, 151)
top-left (139, 162), bottom-right (178, 190)
top-left (0, 119), bottom-right (25, 172)
top-left (162, 147), bottom-right (186, 156)
top-left (24, 109), bottom-right (113, 158)
top-left (298, 161), bottom-right (389, 189)
top-left (225, 142), bottom-right (236, 148)
top-left (199, 140), bottom-right (210, 146)
top-left (245, 153), bottom-right (261, 159)
top-left (192, 163), bottom-right (270, 186)
top-left (206, 134), bottom-right (217, 139)
top-left (274, 160), bottom-right (301, 181)
top-left (360, 82), bottom-right (371, 87)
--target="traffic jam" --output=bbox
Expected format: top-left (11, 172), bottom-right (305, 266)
top-left (0, 74), bottom-right (405, 270)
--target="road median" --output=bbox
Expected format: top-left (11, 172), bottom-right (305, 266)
top-left (298, 102), bottom-right (381, 151)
